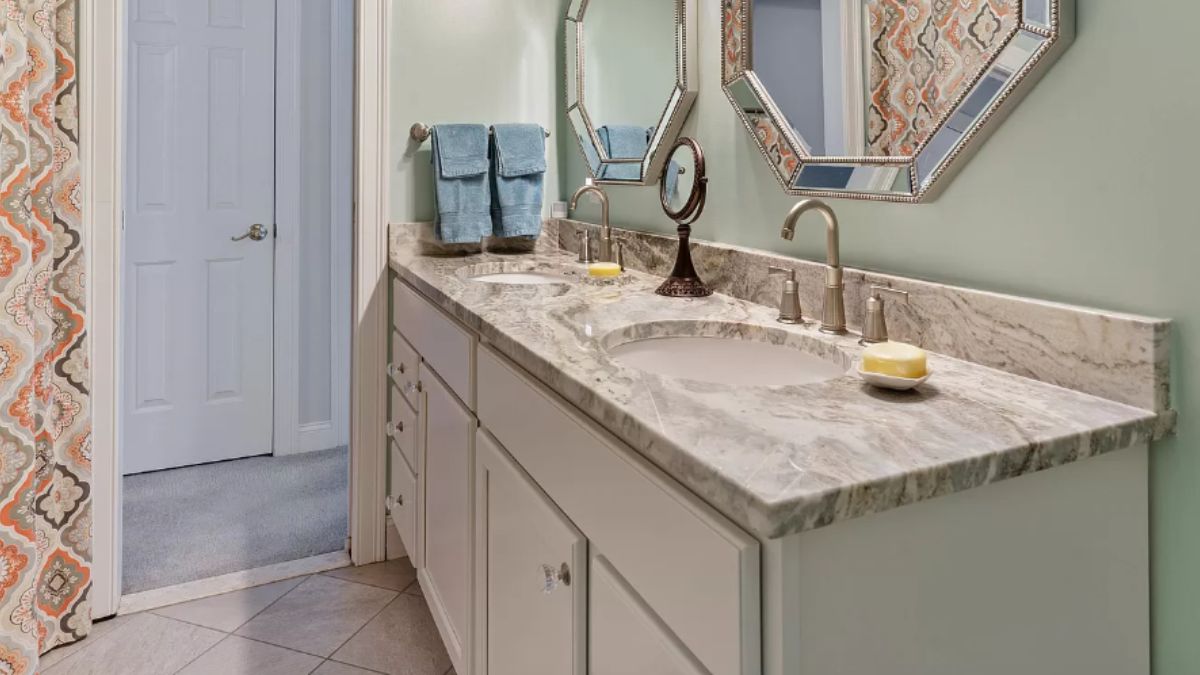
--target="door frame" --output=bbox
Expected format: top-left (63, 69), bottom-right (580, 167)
top-left (80, 0), bottom-right (392, 618)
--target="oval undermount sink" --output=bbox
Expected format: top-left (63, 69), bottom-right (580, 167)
top-left (455, 262), bottom-right (578, 286)
top-left (472, 271), bottom-right (569, 285)
top-left (603, 321), bottom-right (851, 386)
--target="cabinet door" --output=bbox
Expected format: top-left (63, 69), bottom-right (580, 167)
top-left (590, 554), bottom-right (708, 675)
top-left (475, 430), bottom-right (586, 675)
top-left (420, 365), bottom-right (474, 673)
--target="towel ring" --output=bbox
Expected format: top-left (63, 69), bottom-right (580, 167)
top-left (410, 123), bottom-right (551, 143)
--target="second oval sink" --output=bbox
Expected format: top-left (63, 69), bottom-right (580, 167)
top-left (604, 322), bottom-right (851, 386)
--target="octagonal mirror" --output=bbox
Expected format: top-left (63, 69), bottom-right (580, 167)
top-left (565, 0), bottom-right (698, 185)
top-left (722, 0), bottom-right (1074, 202)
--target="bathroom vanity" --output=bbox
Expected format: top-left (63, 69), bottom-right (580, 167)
top-left (385, 222), bottom-right (1170, 675)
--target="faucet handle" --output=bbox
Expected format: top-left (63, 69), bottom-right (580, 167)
top-left (577, 230), bottom-right (594, 264)
top-left (860, 285), bottom-right (909, 345)
top-left (768, 266), bottom-right (802, 324)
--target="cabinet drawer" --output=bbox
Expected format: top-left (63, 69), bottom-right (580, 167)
top-left (390, 444), bottom-right (418, 560)
top-left (388, 384), bottom-right (418, 472)
top-left (392, 278), bottom-right (475, 407)
top-left (477, 345), bottom-right (760, 675)
top-left (389, 331), bottom-right (421, 409)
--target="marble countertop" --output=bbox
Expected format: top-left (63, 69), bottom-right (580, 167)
top-left (390, 233), bottom-right (1163, 540)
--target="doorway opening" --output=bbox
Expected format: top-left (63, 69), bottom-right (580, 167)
top-left (119, 0), bottom-right (355, 595)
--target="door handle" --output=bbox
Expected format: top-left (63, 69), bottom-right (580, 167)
top-left (232, 224), bottom-right (269, 242)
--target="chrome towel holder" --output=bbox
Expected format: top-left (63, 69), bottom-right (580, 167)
top-left (409, 123), bottom-right (551, 143)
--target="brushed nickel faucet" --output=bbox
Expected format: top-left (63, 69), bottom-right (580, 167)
top-left (780, 199), bottom-right (846, 334)
top-left (570, 179), bottom-right (614, 263)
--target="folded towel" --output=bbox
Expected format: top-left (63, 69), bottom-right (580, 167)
top-left (489, 124), bottom-right (546, 239)
top-left (598, 125), bottom-right (650, 181)
top-left (431, 124), bottom-right (491, 243)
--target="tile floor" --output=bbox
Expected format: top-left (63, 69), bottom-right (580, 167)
top-left (41, 558), bottom-right (456, 675)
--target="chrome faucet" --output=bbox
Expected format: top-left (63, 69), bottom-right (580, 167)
top-left (780, 199), bottom-right (846, 334)
top-left (569, 179), bottom-right (613, 263)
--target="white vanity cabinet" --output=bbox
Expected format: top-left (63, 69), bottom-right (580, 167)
top-left (473, 429), bottom-right (587, 675)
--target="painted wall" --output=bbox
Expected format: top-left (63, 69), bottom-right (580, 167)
top-left (389, 0), bottom-right (563, 223)
top-left (559, 1), bottom-right (1200, 671)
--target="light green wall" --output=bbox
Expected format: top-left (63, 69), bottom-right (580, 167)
top-left (558, 1), bottom-right (1200, 672)
top-left (389, 0), bottom-right (562, 222)
top-left (392, 1), bottom-right (1200, 670)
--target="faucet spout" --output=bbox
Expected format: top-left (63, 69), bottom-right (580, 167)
top-left (779, 199), bottom-right (846, 334)
top-left (570, 181), bottom-right (613, 262)
top-left (780, 199), bottom-right (839, 268)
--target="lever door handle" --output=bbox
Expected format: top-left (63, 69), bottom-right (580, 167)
top-left (232, 224), bottom-right (269, 242)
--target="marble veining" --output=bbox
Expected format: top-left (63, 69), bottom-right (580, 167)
top-left (390, 223), bottom-right (1168, 539)
top-left (551, 219), bottom-right (1172, 415)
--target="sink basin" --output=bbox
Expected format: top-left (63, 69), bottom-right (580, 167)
top-left (456, 262), bottom-right (578, 286)
top-left (604, 321), bottom-right (850, 386)
top-left (472, 271), bottom-right (570, 285)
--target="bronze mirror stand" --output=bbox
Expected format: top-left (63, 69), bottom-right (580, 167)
top-left (656, 137), bottom-right (711, 298)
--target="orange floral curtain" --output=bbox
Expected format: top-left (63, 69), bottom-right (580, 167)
top-left (0, 0), bottom-right (91, 671)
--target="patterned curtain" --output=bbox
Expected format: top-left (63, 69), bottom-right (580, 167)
top-left (866, 0), bottom-right (1018, 156)
top-left (0, 0), bottom-right (91, 671)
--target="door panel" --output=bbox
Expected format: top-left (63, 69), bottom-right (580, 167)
top-left (124, 0), bottom-right (276, 474)
top-left (420, 365), bottom-right (474, 672)
top-left (475, 430), bottom-right (586, 675)
top-left (590, 553), bottom-right (708, 675)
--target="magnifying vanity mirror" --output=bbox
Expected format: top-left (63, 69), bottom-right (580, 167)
top-left (722, 0), bottom-right (1074, 202)
top-left (565, 0), bottom-right (698, 186)
top-left (657, 138), bottom-right (711, 298)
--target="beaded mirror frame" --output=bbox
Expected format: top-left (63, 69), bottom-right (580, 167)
top-left (721, 0), bottom-right (1075, 202)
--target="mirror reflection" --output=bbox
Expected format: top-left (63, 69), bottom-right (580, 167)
top-left (754, 0), bottom-right (1017, 157)
top-left (565, 0), bottom-right (697, 185)
top-left (723, 0), bottom-right (1071, 201)
top-left (662, 148), bottom-right (694, 216)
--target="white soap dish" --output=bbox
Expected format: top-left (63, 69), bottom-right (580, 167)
top-left (857, 367), bottom-right (932, 391)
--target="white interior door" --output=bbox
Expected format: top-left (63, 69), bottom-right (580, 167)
top-left (124, 0), bottom-right (277, 475)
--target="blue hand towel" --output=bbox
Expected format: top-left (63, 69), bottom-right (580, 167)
top-left (431, 124), bottom-right (491, 243)
top-left (598, 125), bottom-right (651, 181)
top-left (490, 124), bottom-right (547, 239)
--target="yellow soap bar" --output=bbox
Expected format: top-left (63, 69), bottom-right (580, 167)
top-left (862, 341), bottom-right (927, 379)
top-left (588, 262), bottom-right (622, 278)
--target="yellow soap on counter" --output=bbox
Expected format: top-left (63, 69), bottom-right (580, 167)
top-left (862, 341), bottom-right (927, 379)
top-left (588, 262), bottom-right (622, 278)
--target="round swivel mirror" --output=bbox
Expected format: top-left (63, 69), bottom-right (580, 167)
top-left (656, 138), bottom-right (711, 298)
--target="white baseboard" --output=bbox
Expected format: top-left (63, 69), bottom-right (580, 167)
top-left (117, 549), bottom-right (351, 615)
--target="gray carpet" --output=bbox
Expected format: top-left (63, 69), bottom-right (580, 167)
top-left (122, 447), bottom-right (349, 593)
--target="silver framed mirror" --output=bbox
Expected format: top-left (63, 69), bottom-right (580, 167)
top-left (565, 0), bottom-right (698, 186)
top-left (721, 0), bottom-right (1074, 202)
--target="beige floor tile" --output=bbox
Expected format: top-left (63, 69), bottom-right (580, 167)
top-left (43, 613), bottom-right (224, 675)
top-left (314, 661), bottom-right (386, 675)
top-left (236, 575), bottom-right (396, 657)
top-left (153, 576), bottom-right (306, 632)
top-left (38, 614), bottom-right (131, 669)
top-left (322, 558), bottom-right (417, 592)
top-left (178, 635), bottom-right (323, 675)
top-left (331, 593), bottom-right (451, 675)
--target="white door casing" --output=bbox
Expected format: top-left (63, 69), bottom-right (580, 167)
top-left (86, 0), bottom-right (391, 619)
top-left (123, 0), bottom-right (276, 474)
